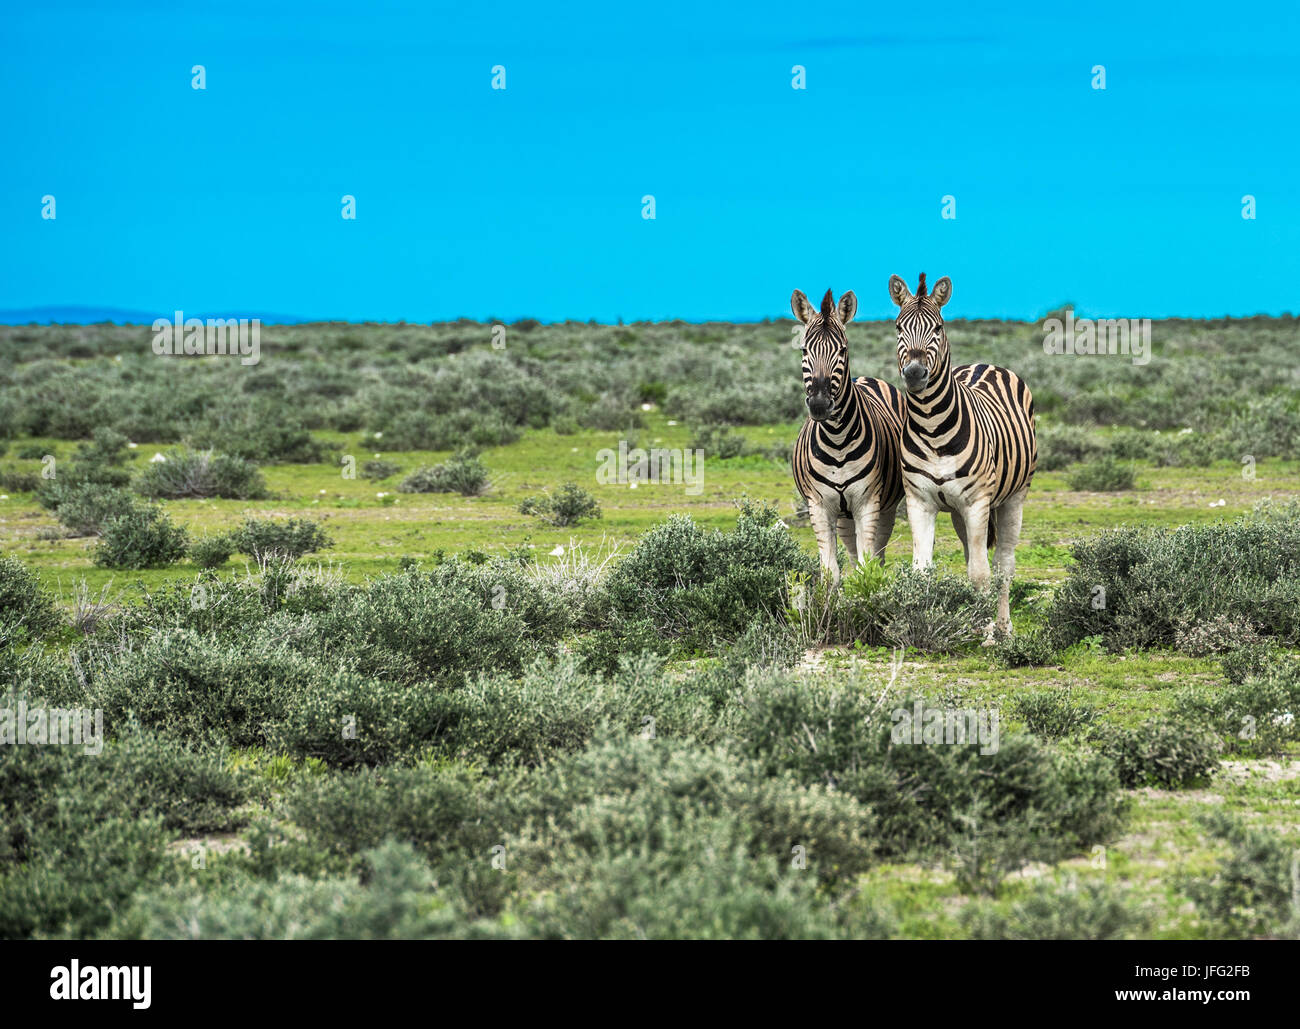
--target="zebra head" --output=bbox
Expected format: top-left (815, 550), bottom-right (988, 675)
top-left (888, 272), bottom-right (952, 395)
top-left (791, 287), bottom-right (857, 422)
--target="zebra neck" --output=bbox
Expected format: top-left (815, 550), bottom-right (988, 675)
top-left (816, 379), bottom-right (866, 439)
top-left (905, 369), bottom-right (963, 435)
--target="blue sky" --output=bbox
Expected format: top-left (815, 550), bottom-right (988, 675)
top-left (2, 1), bottom-right (1297, 322)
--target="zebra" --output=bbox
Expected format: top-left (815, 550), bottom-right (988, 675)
top-left (791, 287), bottom-right (906, 585)
top-left (888, 272), bottom-right (1037, 633)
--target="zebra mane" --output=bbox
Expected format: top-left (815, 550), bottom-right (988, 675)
top-left (916, 273), bottom-right (927, 299)
top-left (820, 289), bottom-right (835, 318)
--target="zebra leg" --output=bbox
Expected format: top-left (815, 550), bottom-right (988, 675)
top-left (808, 496), bottom-right (841, 585)
top-left (962, 502), bottom-right (993, 589)
top-left (849, 501), bottom-right (879, 569)
top-left (865, 500), bottom-right (895, 564)
top-left (992, 489), bottom-right (1028, 634)
top-left (950, 512), bottom-right (971, 565)
top-left (905, 492), bottom-right (938, 570)
top-left (837, 515), bottom-right (859, 570)
top-left (960, 501), bottom-right (998, 642)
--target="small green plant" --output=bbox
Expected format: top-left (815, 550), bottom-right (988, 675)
top-left (517, 482), bottom-right (602, 527)
top-left (93, 506), bottom-right (189, 570)
top-left (1012, 689), bottom-right (1096, 739)
top-left (991, 626), bottom-right (1060, 668)
top-left (1091, 718), bottom-right (1221, 788)
top-left (230, 517), bottom-right (333, 563)
top-left (189, 534), bottom-right (237, 569)
top-left (361, 459), bottom-right (402, 481)
top-left (134, 448), bottom-right (268, 500)
top-left (0, 555), bottom-right (61, 644)
top-left (397, 449), bottom-right (490, 496)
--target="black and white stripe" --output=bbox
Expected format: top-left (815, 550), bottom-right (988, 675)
top-left (888, 273), bottom-right (1037, 632)
top-left (791, 287), bottom-right (906, 584)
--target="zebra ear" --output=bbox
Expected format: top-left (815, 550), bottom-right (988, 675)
top-left (931, 276), bottom-right (953, 308)
top-left (837, 290), bottom-right (857, 324)
top-left (790, 289), bottom-right (815, 324)
top-left (888, 274), bottom-right (911, 307)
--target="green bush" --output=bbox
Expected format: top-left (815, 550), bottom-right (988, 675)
top-left (110, 842), bottom-right (463, 940)
top-left (0, 556), bottom-right (61, 645)
top-left (230, 516), bottom-right (333, 562)
top-left (1092, 718), bottom-right (1221, 788)
top-left (188, 533), bottom-right (236, 569)
top-left (1036, 423), bottom-right (1106, 471)
top-left (607, 502), bottom-right (814, 646)
top-left (735, 678), bottom-right (1125, 873)
top-left (318, 564), bottom-right (550, 688)
top-left (82, 630), bottom-right (329, 748)
top-left (361, 458), bottom-right (401, 481)
top-left (961, 877), bottom-right (1150, 940)
top-left (93, 505), bottom-right (189, 569)
top-left (1183, 811), bottom-right (1300, 939)
top-left (50, 483), bottom-right (140, 537)
top-left (268, 670), bottom-right (453, 767)
top-left (397, 449), bottom-right (490, 496)
top-left (284, 763), bottom-right (494, 864)
top-left (133, 448), bottom-right (268, 500)
top-left (517, 481), bottom-right (601, 526)
top-left (1066, 456), bottom-right (1136, 491)
top-left (1047, 506), bottom-right (1300, 650)
top-left (1174, 614), bottom-right (1263, 656)
top-left (990, 626), bottom-right (1060, 668)
top-left (1172, 660), bottom-right (1300, 757)
top-left (872, 567), bottom-right (996, 654)
top-left (1012, 690), bottom-right (1097, 740)
top-left (0, 719), bottom-right (246, 938)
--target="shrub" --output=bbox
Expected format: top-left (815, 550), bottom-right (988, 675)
top-left (230, 517), bottom-right (333, 562)
top-left (134, 448), bottom-right (268, 500)
top-left (607, 502), bottom-right (814, 646)
top-left (1220, 642), bottom-right (1275, 685)
top-left (50, 483), bottom-right (140, 537)
top-left (1172, 660), bottom-right (1300, 757)
top-left (283, 764), bottom-right (493, 864)
top-left (397, 450), bottom-right (490, 496)
top-left (990, 626), bottom-right (1060, 668)
top-left (572, 617), bottom-right (668, 675)
top-left (1183, 811), bottom-right (1300, 939)
top-left (517, 482), bottom-right (601, 526)
top-left (111, 842), bottom-right (462, 940)
top-left (268, 670), bottom-right (453, 767)
top-left (735, 678), bottom-right (1125, 872)
top-left (961, 877), bottom-right (1150, 940)
top-left (1012, 690), bottom-right (1097, 740)
top-left (189, 533), bottom-right (236, 569)
top-left (93, 506), bottom-right (188, 569)
top-left (83, 630), bottom-right (331, 748)
top-left (1047, 507), bottom-right (1300, 650)
top-left (0, 556), bottom-right (61, 644)
top-left (0, 469), bottom-right (41, 492)
top-left (1036, 423), bottom-right (1106, 471)
top-left (871, 567), bottom-right (996, 653)
top-left (1092, 718), bottom-right (1221, 788)
top-left (1174, 614), bottom-right (1263, 656)
top-left (318, 565), bottom-right (543, 688)
top-left (1066, 456), bottom-right (1136, 491)
top-left (361, 458), bottom-right (401, 481)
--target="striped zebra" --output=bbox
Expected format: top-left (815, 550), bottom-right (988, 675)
top-left (791, 287), bottom-right (906, 585)
top-left (888, 273), bottom-right (1037, 633)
